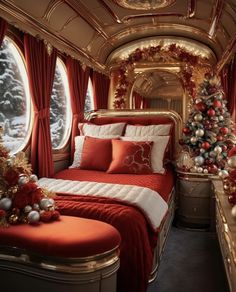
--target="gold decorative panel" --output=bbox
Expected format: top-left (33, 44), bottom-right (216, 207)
top-left (113, 0), bottom-right (176, 10)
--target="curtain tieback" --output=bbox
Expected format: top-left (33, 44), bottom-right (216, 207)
top-left (35, 109), bottom-right (50, 119)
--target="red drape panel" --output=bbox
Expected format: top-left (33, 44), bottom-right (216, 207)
top-left (0, 18), bottom-right (8, 46)
top-left (221, 56), bottom-right (236, 123)
top-left (92, 71), bottom-right (110, 109)
top-left (66, 56), bottom-right (90, 159)
top-left (24, 34), bottom-right (57, 178)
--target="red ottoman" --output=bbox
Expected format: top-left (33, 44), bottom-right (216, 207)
top-left (0, 215), bottom-right (121, 292)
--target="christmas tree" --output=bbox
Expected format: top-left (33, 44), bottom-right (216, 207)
top-left (179, 73), bottom-right (235, 175)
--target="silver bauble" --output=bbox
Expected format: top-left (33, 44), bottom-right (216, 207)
top-left (203, 168), bottom-right (208, 174)
top-left (200, 148), bottom-right (206, 153)
top-left (194, 113), bottom-right (203, 122)
top-left (48, 198), bottom-right (55, 205)
top-left (197, 167), bottom-right (203, 173)
top-left (214, 145), bottom-right (222, 154)
top-left (195, 129), bottom-right (204, 137)
top-left (194, 156), bottom-right (204, 166)
top-left (228, 156), bottom-right (236, 169)
top-left (18, 175), bottom-right (28, 186)
top-left (218, 169), bottom-right (229, 178)
top-left (40, 198), bottom-right (50, 210)
top-left (218, 115), bottom-right (224, 121)
top-left (0, 197), bottom-right (12, 211)
top-left (209, 151), bottom-right (217, 158)
top-left (24, 205), bottom-right (32, 213)
top-left (29, 174), bottom-right (38, 182)
top-left (191, 122), bottom-right (196, 127)
top-left (190, 137), bottom-right (197, 143)
top-left (28, 210), bottom-right (40, 224)
top-left (33, 203), bottom-right (40, 211)
top-left (231, 205), bottom-right (236, 220)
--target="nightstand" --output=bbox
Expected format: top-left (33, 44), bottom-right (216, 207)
top-left (176, 171), bottom-right (215, 229)
top-left (213, 180), bottom-right (236, 292)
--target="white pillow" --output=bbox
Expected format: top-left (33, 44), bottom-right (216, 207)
top-left (70, 135), bottom-right (120, 168)
top-left (79, 122), bottom-right (126, 137)
top-left (124, 124), bottom-right (171, 137)
top-left (121, 136), bottom-right (170, 174)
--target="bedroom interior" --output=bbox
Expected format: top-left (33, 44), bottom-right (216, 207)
top-left (0, 0), bottom-right (236, 292)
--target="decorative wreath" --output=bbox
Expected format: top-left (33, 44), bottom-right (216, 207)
top-left (113, 43), bottom-right (211, 109)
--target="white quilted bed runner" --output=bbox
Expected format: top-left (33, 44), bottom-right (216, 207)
top-left (38, 178), bottom-right (168, 229)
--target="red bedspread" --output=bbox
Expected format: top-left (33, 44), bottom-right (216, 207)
top-left (53, 167), bottom-right (174, 292)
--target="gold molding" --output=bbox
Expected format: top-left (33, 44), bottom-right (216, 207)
top-left (187, 0), bottom-right (196, 18)
top-left (209, 0), bottom-right (225, 37)
top-left (113, 0), bottom-right (176, 10)
top-left (43, 0), bottom-right (64, 22)
top-left (98, 0), bottom-right (122, 23)
top-left (0, 1), bottom-right (106, 72)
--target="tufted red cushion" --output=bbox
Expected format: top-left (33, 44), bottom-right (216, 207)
top-left (0, 216), bottom-right (121, 258)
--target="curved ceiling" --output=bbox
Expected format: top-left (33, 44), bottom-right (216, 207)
top-left (0, 0), bottom-right (235, 72)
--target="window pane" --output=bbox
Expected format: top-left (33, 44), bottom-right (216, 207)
top-left (50, 58), bottom-right (72, 149)
top-left (84, 77), bottom-right (94, 112)
top-left (0, 37), bottom-right (31, 154)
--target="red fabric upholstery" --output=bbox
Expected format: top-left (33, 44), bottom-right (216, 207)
top-left (107, 139), bottom-right (153, 174)
top-left (80, 136), bottom-right (113, 171)
top-left (0, 216), bottom-right (121, 258)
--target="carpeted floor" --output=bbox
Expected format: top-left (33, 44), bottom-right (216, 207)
top-left (148, 226), bottom-right (229, 292)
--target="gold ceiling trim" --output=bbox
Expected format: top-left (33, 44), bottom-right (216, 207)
top-left (0, 1), bottom-right (106, 72)
top-left (122, 12), bottom-right (185, 22)
top-left (98, 0), bottom-right (122, 23)
top-left (187, 0), bottom-right (196, 18)
top-left (113, 0), bottom-right (176, 10)
top-left (65, 0), bottom-right (109, 40)
top-left (209, 0), bottom-right (225, 37)
top-left (43, 0), bottom-right (64, 22)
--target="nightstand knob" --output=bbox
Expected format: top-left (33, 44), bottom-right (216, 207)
top-left (193, 207), bottom-right (197, 213)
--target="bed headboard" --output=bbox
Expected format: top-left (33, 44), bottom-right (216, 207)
top-left (84, 109), bottom-right (183, 160)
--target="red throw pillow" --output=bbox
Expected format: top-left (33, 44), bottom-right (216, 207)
top-left (107, 140), bottom-right (153, 174)
top-left (80, 136), bottom-right (113, 171)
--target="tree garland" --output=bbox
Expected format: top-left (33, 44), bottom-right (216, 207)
top-left (113, 43), bottom-right (211, 109)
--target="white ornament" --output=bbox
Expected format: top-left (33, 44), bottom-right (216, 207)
top-left (218, 115), bottom-right (224, 121)
top-left (231, 205), bottom-right (236, 219)
top-left (218, 169), bottom-right (229, 178)
top-left (195, 129), bottom-right (204, 137)
top-left (228, 156), bottom-right (236, 169)
top-left (203, 168), bottom-right (208, 174)
top-left (194, 113), bottom-right (203, 122)
top-left (195, 156), bottom-right (204, 166)
top-left (190, 137), bottom-right (197, 143)
top-left (200, 148), bottom-right (205, 153)
top-left (28, 210), bottom-right (40, 224)
top-left (214, 145), bottom-right (222, 154)
top-left (197, 167), bottom-right (203, 173)
top-left (195, 98), bottom-right (202, 104)
top-left (191, 122), bottom-right (196, 127)
top-left (0, 197), bottom-right (12, 211)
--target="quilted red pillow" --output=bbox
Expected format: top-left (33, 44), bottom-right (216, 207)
top-left (80, 136), bottom-right (113, 171)
top-left (107, 139), bottom-right (153, 174)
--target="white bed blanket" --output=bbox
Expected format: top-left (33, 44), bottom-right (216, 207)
top-left (38, 178), bottom-right (168, 229)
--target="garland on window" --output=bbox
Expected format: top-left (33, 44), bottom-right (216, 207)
top-left (0, 126), bottom-right (60, 226)
top-left (113, 44), bottom-right (211, 109)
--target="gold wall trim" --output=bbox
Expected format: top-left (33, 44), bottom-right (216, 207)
top-left (209, 0), bottom-right (225, 37)
top-left (43, 0), bottom-right (64, 22)
top-left (98, 0), bottom-right (122, 23)
top-left (187, 0), bottom-right (196, 18)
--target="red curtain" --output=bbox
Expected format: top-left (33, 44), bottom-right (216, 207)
top-left (221, 56), bottom-right (236, 123)
top-left (24, 34), bottom-right (57, 178)
top-left (0, 18), bottom-right (8, 45)
top-left (66, 56), bottom-right (90, 159)
top-left (92, 71), bottom-right (110, 109)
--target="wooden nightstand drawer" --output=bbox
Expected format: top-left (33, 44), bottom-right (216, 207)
top-left (178, 180), bottom-right (211, 198)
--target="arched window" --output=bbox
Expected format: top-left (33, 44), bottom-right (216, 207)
top-left (50, 58), bottom-right (72, 149)
top-left (0, 37), bottom-right (31, 154)
top-left (84, 77), bottom-right (94, 112)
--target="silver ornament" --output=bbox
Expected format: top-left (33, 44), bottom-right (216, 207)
top-left (197, 167), bottom-right (203, 173)
top-left (209, 151), bottom-right (217, 158)
top-left (214, 145), bottom-right (222, 154)
top-left (33, 203), bottom-right (40, 211)
top-left (190, 137), bottom-right (197, 143)
top-left (48, 198), bottom-right (55, 205)
top-left (194, 156), bottom-right (204, 166)
top-left (24, 205), bottom-right (32, 213)
top-left (228, 156), bottom-right (236, 169)
top-left (218, 169), bottom-right (229, 178)
top-left (40, 198), bottom-right (51, 210)
top-left (0, 197), bottom-right (12, 211)
top-left (200, 148), bottom-right (205, 153)
top-left (29, 174), bottom-right (38, 182)
top-left (28, 210), bottom-right (40, 224)
top-left (203, 168), bottom-right (208, 174)
top-left (231, 205), bottom-right (236, 219)
top-left (191, 122), bottom-right (196, 127)
top-left (195, 129), bottom-right (204, 137)
top-left (218, 115), bottom-right (224, 121)
top-left (194, 113), bottom-right (203, 122)
top-left (18, 175), bottom-right (28, 186)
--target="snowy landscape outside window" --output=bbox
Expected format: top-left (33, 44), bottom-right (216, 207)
top-left (0, 37), bottom-right (31, 154)
top-left (50, 58), bottom-right (72, 149)
top-left (84, 77), bottom-right (94, 112)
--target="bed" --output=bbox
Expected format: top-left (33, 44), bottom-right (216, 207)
top-left (38, 109), bottom-right (182, 292)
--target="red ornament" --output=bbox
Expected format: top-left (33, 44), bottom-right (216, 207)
top-left (220, 127), bottom-right (229, 135)
top-left (207, 108), bottom-right (216, 117)
top-left (194, 102), bottom-right (206, 112)
top-left (213, 100), bottom-right (222, 108)
top-left (228, 195), bottom-right (236, 205)
top-left (183, 127), bottom-right (191, 135)
top-left (216, 135), bottom-right (223, 141)
top-left (0, 209), bottom-right (6, 218)
top-left (228, 147), bottom-right (236, 157)
top-left (208, 164), bottom-right (218, 174)
top-left (201, 141), bottom-right (211, 150)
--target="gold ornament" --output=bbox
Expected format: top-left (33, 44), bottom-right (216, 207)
top-left (8, 214), bottom-right (19, 224)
